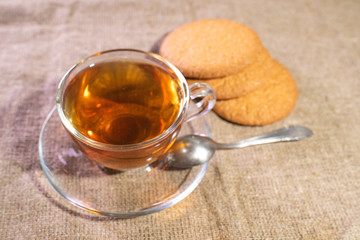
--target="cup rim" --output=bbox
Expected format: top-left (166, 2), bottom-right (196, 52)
top-left (56, 49), bottom-right (189, 151)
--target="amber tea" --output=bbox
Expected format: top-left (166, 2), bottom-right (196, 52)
top-left (62, 60), bottom-right (182, 145)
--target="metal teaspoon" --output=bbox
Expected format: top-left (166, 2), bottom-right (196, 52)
top-left (165, 125), bottom-right (313, 168)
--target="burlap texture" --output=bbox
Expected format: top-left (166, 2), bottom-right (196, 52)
top-left (1, 0), bottom-right (359, 239)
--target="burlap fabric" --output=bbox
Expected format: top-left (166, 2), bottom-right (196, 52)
top-left (1, 0), bottom-right (359, 239)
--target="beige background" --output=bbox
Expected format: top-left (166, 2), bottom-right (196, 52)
top-left (1, 0), bottom-right (360, 239)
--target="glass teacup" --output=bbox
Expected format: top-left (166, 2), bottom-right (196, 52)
top-left (56, 49), bottom-right (215, 171)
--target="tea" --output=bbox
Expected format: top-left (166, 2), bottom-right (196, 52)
top-left (62, 60), bottom-right (182, 145)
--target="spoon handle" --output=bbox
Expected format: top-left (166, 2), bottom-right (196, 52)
top-left (215, 125), bottom-right (313, 150)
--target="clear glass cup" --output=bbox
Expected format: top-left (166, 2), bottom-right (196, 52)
top-left (56, 49), bottom-right (215, 171)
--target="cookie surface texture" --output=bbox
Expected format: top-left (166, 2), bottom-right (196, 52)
top-left (159, 19), bottom-right (262, 78)
top-left (213, 61), bottom-right (298, 125)
top-left (187, 47), bottom-right (273, 100)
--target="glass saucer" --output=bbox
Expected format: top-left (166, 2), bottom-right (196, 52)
top-left (39, 107), bottom-right (210, 217)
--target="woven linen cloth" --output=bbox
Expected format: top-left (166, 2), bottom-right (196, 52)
top-left (0, 0), bottom-right (359, 239)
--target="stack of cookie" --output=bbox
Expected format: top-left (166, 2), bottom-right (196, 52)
top-left (159, 19), bottom-right (297, 126)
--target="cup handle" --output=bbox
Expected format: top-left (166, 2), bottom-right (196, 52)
top-left (184, 82), bottom-right (216, 122)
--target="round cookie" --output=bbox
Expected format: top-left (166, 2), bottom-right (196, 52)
top-left (187, 47), bottom-right (274, 100)
top-left (213, 60), bottom-right (298, 126)
top-left (159, 19), bottom-right (263, 79)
